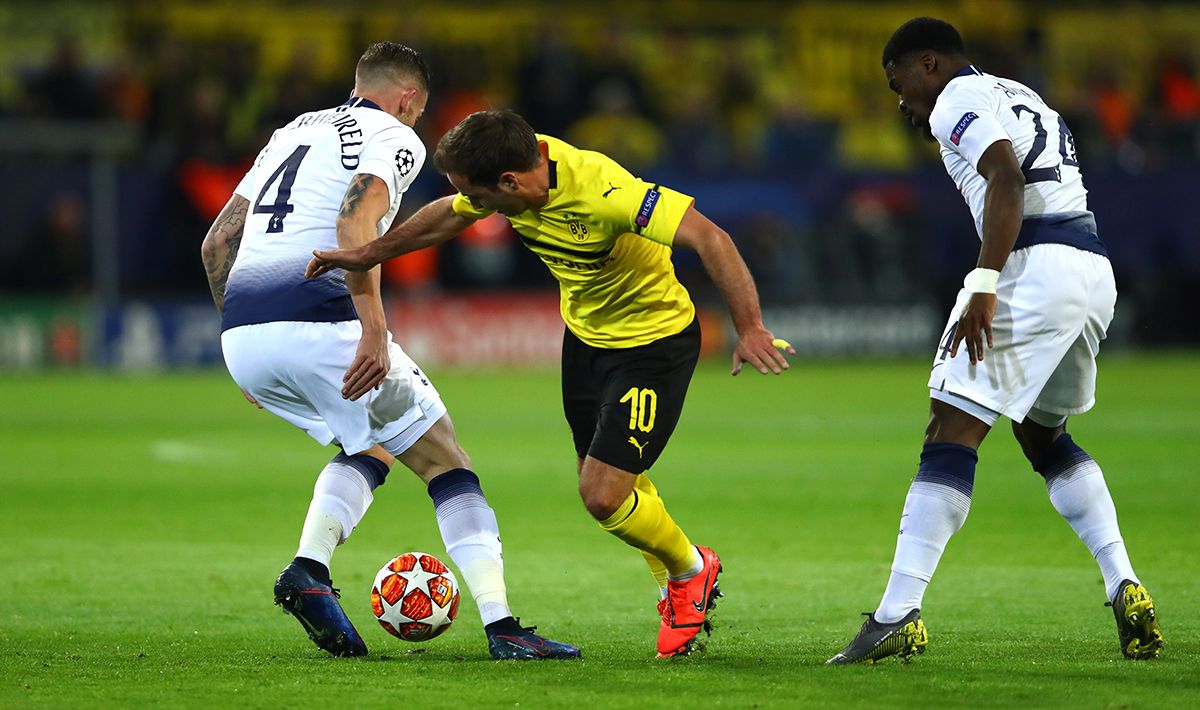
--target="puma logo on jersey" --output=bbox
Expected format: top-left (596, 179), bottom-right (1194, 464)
top-left (628, 437), bottom-right (648, 458)
top-left (602, 182), bottom-right (621, 198)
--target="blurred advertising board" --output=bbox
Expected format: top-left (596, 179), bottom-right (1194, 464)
top-left (99, 302), bottom-right (222, 369)
top-left (0, 297), bottom-right (941, 371)
top-left (0, 299), bottom-right (90, 370)
top-left (93, 294), bottom-right (569, 370)
top-left (762, 304), bottom-right (940, 357)
top-left (384, 293), bottom-right (565, 366)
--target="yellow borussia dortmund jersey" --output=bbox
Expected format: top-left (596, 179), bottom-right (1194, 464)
top-left (451, 134), bottom-right (695, 348)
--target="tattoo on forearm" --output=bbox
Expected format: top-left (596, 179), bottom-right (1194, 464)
top-left (339, 174), bottom-right (377, 219)
top-left (202, 197), bottom-right (248, 312)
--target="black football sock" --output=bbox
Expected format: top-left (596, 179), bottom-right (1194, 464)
top-left (293, 555), bottom-right (332, 587)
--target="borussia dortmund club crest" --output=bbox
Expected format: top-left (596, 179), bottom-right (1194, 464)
top-left (395, 148), bottom-right (415, 177)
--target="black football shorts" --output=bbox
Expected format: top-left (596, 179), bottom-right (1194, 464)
top-left (561, 318), bottom-right (700, 474)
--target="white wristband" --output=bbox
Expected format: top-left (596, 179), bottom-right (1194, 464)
top-left (963, 267), bottom-right (1000, 294)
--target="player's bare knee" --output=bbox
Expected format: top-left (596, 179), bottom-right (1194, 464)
top-left (924, 399), bottom-right (990, 448)
top-left (578, 481), bottom-right (623, 520)
top-left (577, 462), bottom-right (632, 520)
top-left (413, 451), bottom-right (471, 485)
top-left (1013, 417), bottom-right (1066, 467)
top-left (404, 456), bottom-right (464, 484)
top-left (361, 444), bottom-right (396, 468)
top-left (1011, 420), bottom-right (1034, 461)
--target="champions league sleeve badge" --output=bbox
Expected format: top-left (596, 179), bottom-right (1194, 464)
top-left (394, 148), bottom-right (416, 177)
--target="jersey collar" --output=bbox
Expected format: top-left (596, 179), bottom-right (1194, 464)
top-left (341, 96), bottom-right (384, 112)
top-left (532, 139), bottom-right (560, 212)
top-left (951, 64), bottom-right (985, 80)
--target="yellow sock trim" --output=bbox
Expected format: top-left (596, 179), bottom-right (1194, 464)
top-left (599, 489), bottom-right (695, 576)
top-left (634, 473), bottom-right (660, 498)
top-left (599, 491), bottom-right (637, 527)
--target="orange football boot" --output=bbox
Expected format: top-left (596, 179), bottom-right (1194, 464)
top-left (656, 546), bottom-right (722, 657)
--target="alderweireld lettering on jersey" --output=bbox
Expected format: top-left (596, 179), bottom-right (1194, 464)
top-left (222, 98), bottom-right (426, 332)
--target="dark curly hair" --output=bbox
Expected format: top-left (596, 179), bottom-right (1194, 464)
top-left (882, 17), bottom-right (965, 68)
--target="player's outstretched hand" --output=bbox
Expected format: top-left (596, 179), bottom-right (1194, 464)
top-left (306, 246), bottom-right (374, 279)
top-left (343, 330), bottom-right (390, 401)
top-left (732, 327), bottom-right (794, 376)
top-left (952, 292), bottom-right (996, 365)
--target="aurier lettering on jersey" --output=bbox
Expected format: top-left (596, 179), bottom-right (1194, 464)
top-left (929, 66), bottom-right (1106, 257)
top-left (222, 97), bottom-right (426, 332)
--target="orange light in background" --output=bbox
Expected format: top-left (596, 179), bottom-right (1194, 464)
top-left (459, 212), bottom-right (513, 247)
top-left (178, 158), bottom-right (253, 220)
top-left (382, 245), bottom-right (439, 290)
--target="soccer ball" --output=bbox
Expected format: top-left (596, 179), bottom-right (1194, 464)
top-left (370, 552), bottom-right (460, 642)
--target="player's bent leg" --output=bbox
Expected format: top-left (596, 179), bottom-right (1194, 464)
top-left (393, 414), bottom-right (471, 483)
top-left (1014, 413), bottom-right (1162, 659)
top-left (635, 474), bottom-right (672, 600)
top-left (396, 415), bottom-right (580, 660)
top-left (578, 455), bottom-right (639, 520)
top-left (580, 457), bottom-right (719, 657)
top-left (576, 457), bottom-right (670, 600)
top-left (875, 399), bottom-right (989, 623)
top-left (276, 447), bottom-right (392, 658)
top-left (398, 415), bottom-right (510, 627)
top-left (581, 458), bottom-right (701, 578)
top-left (924, 395), bottom-right (993, 448)
top-left (294, 446), bottom-right (392, 571)
top-left (830, 398), bottom-right (991, 665)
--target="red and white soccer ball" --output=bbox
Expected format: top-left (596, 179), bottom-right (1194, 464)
top-left (370, 552), bottom-right (460, 642)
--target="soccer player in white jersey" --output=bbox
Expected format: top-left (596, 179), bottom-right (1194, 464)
top-left (827, 18), bottom-right (1163, 664)
top-left (200, 42), bottom-right (578, 660)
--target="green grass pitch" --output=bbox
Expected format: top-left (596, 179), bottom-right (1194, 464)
top-left (2, 355), bottom-right (1197, 707)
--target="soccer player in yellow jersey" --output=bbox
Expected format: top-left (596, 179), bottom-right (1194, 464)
top-left (307, 110), bottom-right (792, 658)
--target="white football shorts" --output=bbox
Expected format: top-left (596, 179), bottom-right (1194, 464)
top-left (928, 244), bottom-right (1116, 425)
top-left (221, 320), bottom-right (447, 455)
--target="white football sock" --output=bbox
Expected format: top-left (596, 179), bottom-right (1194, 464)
top-left (428, 470), bottom-right (512, 626)
top-left (1045, 457), bottom-right (1137, 600)
top-left (876, 479), bottom-right (972, 623)
top-left (295, 461), bottom-right (375, 567)
top-left (666, 547), bottom-right (705, 582)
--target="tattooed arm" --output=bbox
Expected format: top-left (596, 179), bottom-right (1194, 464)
top-left (200, 195), bottom-right (249, 313)
top-left (335, 173), bottom-right (394, 401)
top-left (306, 195), bottom-right (472, 278)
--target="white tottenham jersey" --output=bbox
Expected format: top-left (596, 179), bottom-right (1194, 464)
top-left (222, 97), bottom-right (425, 331)
top-left (930, 66), bottom-right (1106, 256)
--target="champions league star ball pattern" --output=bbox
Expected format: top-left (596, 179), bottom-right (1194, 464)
top-left (371, 552), bottom-right (460, 641)
top-left (394, 147), bottom-right (415, 177)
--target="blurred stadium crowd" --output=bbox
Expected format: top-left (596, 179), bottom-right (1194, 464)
top-left (1, 1), bottom-right (1198, 360)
